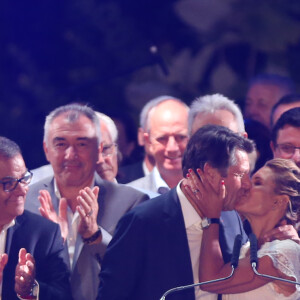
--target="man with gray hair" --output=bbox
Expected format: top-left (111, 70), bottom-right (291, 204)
top-left (188, 93), bottom-right (260, 173)
top-left (95, 112), bottom-right (120, 182)
top-left (25, 103), bottom-right (149, 300)
top-left (31, 110), bottom-right (120, 184)
top-left (188, 93), bottom-right (246, 136)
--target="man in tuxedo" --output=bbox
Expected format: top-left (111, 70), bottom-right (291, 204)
top-left (97, 125), bottom-right (255, 300)
top-left (25, 104), bottom-right (148, 300)
top-left (0, 136), bottom-right (71, 300)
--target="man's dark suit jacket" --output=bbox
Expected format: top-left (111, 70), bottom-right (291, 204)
top-left (25, 174), bottom-right (149, 300)
top-left (3, 210), bottom-right (72, 300)
top-left (97, 188), bottom-right (247, 300)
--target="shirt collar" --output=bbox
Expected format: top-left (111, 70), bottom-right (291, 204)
top-left (176, 180), bottom-right (202, 228)
top-left (152, 166), bottom-right (169, 190)
top-left (142, 160), bottom-right (151, 176)
top-left (2, 219), bottom-right (15, 231)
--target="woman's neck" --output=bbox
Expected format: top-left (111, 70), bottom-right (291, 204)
top-left (246, 215), bottom-right (280, 246)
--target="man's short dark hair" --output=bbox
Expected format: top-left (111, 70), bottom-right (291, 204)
top-left (270, 94), bottom-right (300, 127)
top-left (271, 107), bottom-right (300, 145)
top-left (182, 125), bottom-right (254, 177)
top-left (0, 137), bottom-right (21, 159)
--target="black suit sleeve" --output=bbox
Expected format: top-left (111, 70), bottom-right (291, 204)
top-left (36, 224), bottom-right (73, 300)
top-left (3, 212), bottom-right (72, 300)
top-left (97, 211), bottom-right (145, 300)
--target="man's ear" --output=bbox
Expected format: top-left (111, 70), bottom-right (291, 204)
top-left (144, 132), bottom-right (153, 151)
top-left (137, 128), bottom-right (145, 146)
top-left (270, 141), bottom-right (276, 154)
top-left (43, 141), bottom-right (50, 163)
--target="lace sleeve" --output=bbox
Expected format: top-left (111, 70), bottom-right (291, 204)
top-left (258, 240), bottom-right (300, 291)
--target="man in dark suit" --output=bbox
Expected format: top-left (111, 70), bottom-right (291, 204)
top-left (97, 125), bottom-right (255, 300)
top-left (0, 136), bottom-right (71, 300)
top-left (25, 103), bottom-right (148, 300)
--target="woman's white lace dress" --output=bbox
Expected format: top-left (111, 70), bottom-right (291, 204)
top-left (223, 239), bottom-right (300, 300)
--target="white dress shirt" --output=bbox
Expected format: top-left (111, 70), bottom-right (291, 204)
top-left (177, 182), bottom-right (217, 300)
top-left (152, 166), bottom-right (169, 193)
top-left (0, 220), bottom-right (15, 299)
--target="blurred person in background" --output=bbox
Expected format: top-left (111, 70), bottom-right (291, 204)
top-left (270, 94), bottom-right (300, 128)
top-left (244, 73), bottom-right (295, 129)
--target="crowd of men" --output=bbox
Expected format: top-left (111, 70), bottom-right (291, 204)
top-left (0, 72), bottom-right (300, 299)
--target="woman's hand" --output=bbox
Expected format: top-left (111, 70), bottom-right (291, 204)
top-left (184, 168), bottom-right (225, 218)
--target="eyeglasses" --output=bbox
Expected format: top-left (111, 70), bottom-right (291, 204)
top-left (276, 143), bottom-right (300, 157)
top-left (0, 170), bottom-right (33, 192)
top-left (102, 143), bottom-right (118, 157)
top-left (233, 172), bottom-right (246, 179)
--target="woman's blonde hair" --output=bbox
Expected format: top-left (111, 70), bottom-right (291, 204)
top-left (265, 158), bottom-right (300, 225)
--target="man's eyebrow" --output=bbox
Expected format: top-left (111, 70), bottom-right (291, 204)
top-left (53, 137), bottom-right (66, 142)
top-left (76, 137), bottom-right (89, 141)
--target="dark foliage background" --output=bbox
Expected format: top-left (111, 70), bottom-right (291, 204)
top-left (1, 0), bottom-right (300, 168)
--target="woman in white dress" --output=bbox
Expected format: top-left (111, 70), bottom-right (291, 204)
top-left (189, 158), bottom-right (300, 299)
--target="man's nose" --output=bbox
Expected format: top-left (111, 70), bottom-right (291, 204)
top-left (65, 146), bottom-right (78, 159)
top-left (292, 148), bottom-right (300, 166)
top-left (14, 181), bottom-right (28, 195)
top-left (166, 136), bottom-right (179, 152)
top-left (241, 173), bottom-right (252, 189)
top-left (98, 152), bottom-right (105, 164)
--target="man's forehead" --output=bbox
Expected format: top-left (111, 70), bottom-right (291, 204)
top-left (49, 115), bottom-right (96, 136)
top-left (0, 155), bottom-right (26, 178)
top-left (52, 136), bottom-right (93, 142)
top-left (277, 125), bottom-right (300, 142)
top-left (150, 130), bottom-right (188, 140)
